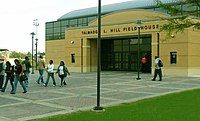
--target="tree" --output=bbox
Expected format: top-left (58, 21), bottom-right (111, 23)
top-left (155, 0), bottom-right (200, 37)
top-left (9, 51), bottom-right (31, 59)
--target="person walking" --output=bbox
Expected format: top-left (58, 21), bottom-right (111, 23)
top-left (0, 58), bottom-right (5, 90)
top-left (22, 56), bottom-right (31, 88)
top-left (152, 56), bottom-right (163, 81)
top-left (11, 59), bottom-right (27, 94)
top-left (36, 55), bottom-right (45, 84)
top-left (56, 61), bottom-right (70, 87)
top-left (1, 61), bottom-right (14, 93)
top-left (44, 60), bottom-right (56, 87)
top-left (141, 55), bottom-right (147, 73)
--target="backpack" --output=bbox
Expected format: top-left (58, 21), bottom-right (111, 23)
top-left (0, 63), bottom-right (3, 72)
top-left (158, 60), bottom-right (163, 67)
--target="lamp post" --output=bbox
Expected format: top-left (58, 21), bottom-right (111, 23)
top-left (136, 20), bottom-right (142, 80)
top-left (93, 0), bottom-right (103, 111)
top-left (30, 32), bottom-right (35, 74)
top-left (35, 38), bottom-right (38, 69)
top-left (33, 19), bottom-right (39, 70)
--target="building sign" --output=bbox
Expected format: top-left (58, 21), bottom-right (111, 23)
top-left (82, 24), bottom-right (160, 35)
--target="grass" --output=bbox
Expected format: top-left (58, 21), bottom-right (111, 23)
top-left (31, 89), bottom-right (200, 121)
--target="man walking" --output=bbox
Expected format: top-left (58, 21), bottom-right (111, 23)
top-left (152, 56), bottom-right (163, 81)
top-left (22, 56), bottom-right (31, 88)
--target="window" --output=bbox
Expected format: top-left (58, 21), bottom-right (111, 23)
top-left (170, 52), bottom-right (177, 64)
top-left (71, 54), bottom-right (75, 63)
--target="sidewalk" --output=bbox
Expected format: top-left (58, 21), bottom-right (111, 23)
top-left (0, 71), bottom-right (200, 121)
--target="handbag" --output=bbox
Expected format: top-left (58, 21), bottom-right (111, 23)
top-left (20, 73), bottom-right (28, 81)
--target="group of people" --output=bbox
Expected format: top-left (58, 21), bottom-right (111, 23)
top-left (37, 57), bottom-right (70, 87)
top-left (0, 58), bottom-right (30, 94)
top-left (0, 55), bottom-right (70, 94)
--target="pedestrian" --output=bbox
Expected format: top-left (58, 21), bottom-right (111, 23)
top-left (44, 60), bottom-right (56, 87)
top-left (22, 56), bottom-right (31, 88)
top-left (11, 59), bottom-right (27, 94)
top-left (152, 56), bottom-right (163, 81)
top-left (36, 55), bottom-right (45, 84)
top-left (0, 58), bottom-right (5, 90)
top-left (1, 61), bottom-right (14, 93)
top-left (56, 61), bottom-right (70, 87)
top-left (141, 54), bottom-right (147, 73)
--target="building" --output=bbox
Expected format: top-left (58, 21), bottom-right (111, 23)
top-left (45, 0), bottom-right (200, 76)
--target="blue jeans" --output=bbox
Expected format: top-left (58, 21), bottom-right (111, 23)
top-left (2, 75), bottom-right (14, 92)
top-left (45, 73), bottom-right (56, 86)
top-left (37, 69), bottom-right (44, 83)
top-left (13, 75), bottom-right (27, 93)
top-left (24, 72), bottom-right (30, 88)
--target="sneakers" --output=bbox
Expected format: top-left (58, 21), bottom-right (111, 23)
top-left (43, 83), bottom-right (47, 87)
top-left (23, 91), bottom-right (27, 93)
top-left (10, 92), bottom-right (15, 94)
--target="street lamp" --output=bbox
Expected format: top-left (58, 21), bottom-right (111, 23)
top-left (93, 0), bottom-right (103, 111)
top-left (136, 20), bottom-right (143, 80)
top-left (30, 32), bottom-right (35, 74)
top-left (33, 19), bottom-right (39, 70)
top-left (35, 38), bottom-right (38, 69)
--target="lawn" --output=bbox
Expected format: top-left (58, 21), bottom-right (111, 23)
top-left (31, 89), bottom-right (200, 121)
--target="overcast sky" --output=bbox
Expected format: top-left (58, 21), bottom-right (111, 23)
top-left (0, 0), bottom-right (133, 53)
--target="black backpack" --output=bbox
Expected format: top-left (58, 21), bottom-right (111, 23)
top-left (158, 60), bottom-right (163, 67)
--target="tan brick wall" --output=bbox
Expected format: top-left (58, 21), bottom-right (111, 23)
top-left (46, 9), bottom-right (200, 76)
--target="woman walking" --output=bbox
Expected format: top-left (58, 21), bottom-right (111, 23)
top-left (1, 61), bottom-right (14, 93)
top-left (44, 60), bottom-right (56, 87)
top-left (11, 59), bottom-right (27, 94)
top-left (56, 61), bottom-right (70, 87)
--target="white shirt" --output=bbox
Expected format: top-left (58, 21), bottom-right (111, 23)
top-left (155, 58), bottom-right (161, 69)
top-left (58, 66), bottom-right (64, 75)
top-left (47, 64), bottom-right (54, 73)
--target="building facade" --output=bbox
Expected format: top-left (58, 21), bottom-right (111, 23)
top-left (45, 0), bottom-right (200, 76)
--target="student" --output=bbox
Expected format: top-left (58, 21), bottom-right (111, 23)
top-left (22, 56), bottom-right (31, 88)
top-left (1, 61), bottom-right (14, 92)
top-left (56, 61), bottom-right (70, 87)
top-left (44, 60), bottom-right (56, 87)
top-left (11, 59), bottom-right (27, 94)
top-left (141, 55), bottom-right (147, 73)
top-left (36, 55), bottom-right (45, 84)
top-left (0, 58), bottom-right (5, 90)
top-left (152, 56), bottom-right (163, 81)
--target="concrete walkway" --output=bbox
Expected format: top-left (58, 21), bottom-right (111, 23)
top-left (1, 71), bottom-right (200, 121)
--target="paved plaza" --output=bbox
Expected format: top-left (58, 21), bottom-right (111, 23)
top-left (0, 71), bottom-right (200, 121)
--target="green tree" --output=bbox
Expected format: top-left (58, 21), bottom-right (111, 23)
top-left (9, 51), bottom-right (31, 59)
top-left (155, 0), bottom-right (200, 36)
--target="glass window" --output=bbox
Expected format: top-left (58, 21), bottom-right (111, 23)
top-left (53, 33), bottom-right (60, 39)
top-left (53, 27), bottom-right (60, 33)
top-left (61, 20), bottom-right (69, 26)
top-left (69, 19), bottom-right (78, 27)
top-left (88, 16), bottom-right (97, 22)
top-left (46, 22), bottom-right (53, 28)
top-left (46, 28), bottom-right (53, 34)
top-left (54, 21), bottom-right (60, 27)
top-left (71, 54), bottom-right (75, 63)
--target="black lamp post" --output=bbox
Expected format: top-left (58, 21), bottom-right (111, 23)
top-left (35, 38), bottom-right (38, 69)
top-left (93, 0), bottom-right (103, 111)
top-left (136, 20), bottom-right (142, 80)
top-left (30, 32), bottom-right (35, 74)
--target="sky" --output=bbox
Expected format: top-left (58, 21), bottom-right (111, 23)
top-left (0, 0), bottom-right (133, 53)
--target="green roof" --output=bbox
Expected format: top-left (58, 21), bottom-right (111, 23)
top-left (58, 0), bottom-right (176, 20)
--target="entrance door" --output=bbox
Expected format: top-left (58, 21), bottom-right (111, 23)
top-left (101, 35), bottom-right (151, 72)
